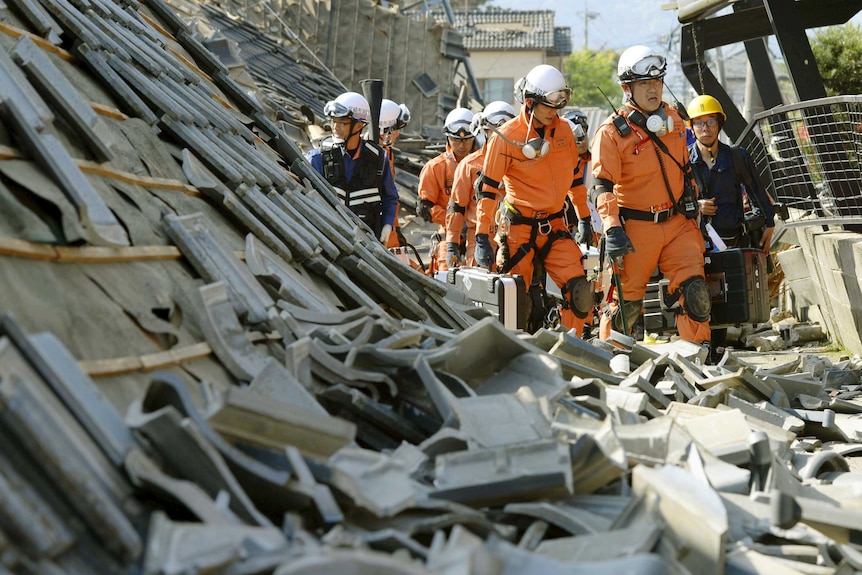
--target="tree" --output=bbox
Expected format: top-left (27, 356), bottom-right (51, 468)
top-left (563, 48), bottom-right (619, 111)
top-left (810, 23), bottom-right (862, 96)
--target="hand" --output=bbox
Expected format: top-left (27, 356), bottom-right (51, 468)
top-left (379, 224), bottom-right (392, 243)
top-left (417, 199), bottom-right (433, 222)
top-left (698, 198), bottom-right (717, 217)
top-left (474, 234), bottom-right (493, 269)
top-left (446, 242), bottom-right (460, 268)
top-left (604, 226), bottom-right (635, 260)
top-left (575, 217), bottom-right (593, 247)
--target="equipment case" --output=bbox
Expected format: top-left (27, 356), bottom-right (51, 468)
top-left (440, 267), bottom-right (528, 331)
top-left (704, 248), bottom-right (769, 326)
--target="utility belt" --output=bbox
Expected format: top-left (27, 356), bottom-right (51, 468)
top-left (496, 199), bottom-right (565, 236)
top-left (619, 202), bottom-right (676, 223)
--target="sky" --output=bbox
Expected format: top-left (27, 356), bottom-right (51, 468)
top-left (485, 0), bottom-right (862, 52)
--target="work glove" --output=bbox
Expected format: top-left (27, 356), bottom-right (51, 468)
top-left (575, 217), bottom-right (593, 247)
top-left (446, 242), bottom-right (460, 268)
top-left (474, 234), bottom-right (494, 269)
top-left (604, 226), bottom-right (635, 260)
top-left (379, 224), bottom-right (393, 244)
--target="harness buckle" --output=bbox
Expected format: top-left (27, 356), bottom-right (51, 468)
top-left (537, 219), bottom-right (552, 236)
top-left (534, 210), bottom-right (549, 219)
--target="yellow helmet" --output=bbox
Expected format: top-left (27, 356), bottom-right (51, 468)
top-left (686, 95), bottom-right (726, 124)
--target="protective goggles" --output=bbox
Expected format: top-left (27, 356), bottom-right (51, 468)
top-left (396, 104), bottom-right (411, 129)
top-left (447, 131), bottom-right (475, 142)
top-left (628, 55), bottom-right (667, 80)
top-left (535, 88), bottom-right (571, 109)
top-left (323, 100), bottom-right (348, 117)
top-left (445, 122), bottom-right (473, 139)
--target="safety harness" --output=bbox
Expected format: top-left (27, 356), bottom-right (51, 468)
top-left (496, 199), bottom-right (569, 274)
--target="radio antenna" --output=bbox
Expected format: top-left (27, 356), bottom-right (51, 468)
top-left (596, 85), bottom-right (631, 137)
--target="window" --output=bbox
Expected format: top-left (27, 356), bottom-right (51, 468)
top-left (480, 78), bottom-right (514, 105)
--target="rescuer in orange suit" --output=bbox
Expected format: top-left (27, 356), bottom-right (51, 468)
top-left (474, 64), bottom-right (594, 331)
top-left (378, 98), bottom-right (412, 249)
top-left (445, 101), bottom-right (516, 268)
top-left (556, 114), bottom-right (600, 335)
top-left (417, 107), bottom-right (476, 273)
top-left (590, 45), bottom-right (711, 344)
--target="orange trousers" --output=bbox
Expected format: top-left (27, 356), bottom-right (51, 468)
top-left (599, 214), bottom-right (710, 343)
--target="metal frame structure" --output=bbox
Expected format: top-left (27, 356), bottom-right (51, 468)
top-left (680, 0), bottom-right (862, 229)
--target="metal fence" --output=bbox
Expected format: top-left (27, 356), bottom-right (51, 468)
top-left (736, 96), bottom-right (862, 228)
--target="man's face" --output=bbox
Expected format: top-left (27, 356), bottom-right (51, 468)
top-left (530, 101), bottom-right (561, 127)
top-left (381, 128), bottom-right (400, 147)
top-left (331, 117), bottom-right (358, 141)
top-left (628, 77), bottom-right (664, 113)
top-left (447, 134), bottom-right (475, 161)
top-left (692, 113), bottom-right (720, 146)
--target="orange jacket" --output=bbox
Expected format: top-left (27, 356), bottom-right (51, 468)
top-left (591, 102), bottom-right (690, 230)
top-left (569, 155), bottom-right (590, 221)
top-left (446, 148), bottom-right (485, 244)
top-left (418, 148), bottom-right (459, 230)
top-left (478, 108), bottom-right (583, 231)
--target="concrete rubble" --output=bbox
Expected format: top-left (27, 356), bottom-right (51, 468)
top-left (0, 0), bottom-right (862, 573)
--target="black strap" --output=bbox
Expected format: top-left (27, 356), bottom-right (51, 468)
top-left (642, 127), bottom-right (697, 215)
top-left (499, 226), bottom-right (569, 275)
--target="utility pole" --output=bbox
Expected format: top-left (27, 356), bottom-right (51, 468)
top-left (580, 0), bottom-right (599, 49)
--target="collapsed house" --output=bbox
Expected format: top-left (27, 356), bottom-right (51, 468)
top-left (1, 0), bottom-right (862, 573)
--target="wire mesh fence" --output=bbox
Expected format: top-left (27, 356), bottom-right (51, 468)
top-left (736, 96), bottom-right (862, 227)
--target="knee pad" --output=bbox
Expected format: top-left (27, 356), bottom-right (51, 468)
top-left (565, 276), bottom-right (594, 319)
top-left (681, 276), bottom-right (711, 322)
top-left (611, 299), bottom-right (643, 334)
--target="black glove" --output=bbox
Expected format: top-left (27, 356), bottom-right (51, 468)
top-left (575, 217), bottom-right (593, 247)
top-left (604, 226), bottom-right (635, 260)
top-left (446, 242), bottom-right (460, 268)
top-left (474, 234), bottom-right (493, 269)
top-left (417, 199), bottom-right (434, 222)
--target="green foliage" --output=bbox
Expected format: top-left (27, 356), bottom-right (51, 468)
top-left (563, 48), bottom-right (619, 111)
top-left (810, 23), bottom-right (862, 96)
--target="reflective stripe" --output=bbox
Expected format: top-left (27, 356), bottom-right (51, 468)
top-left (347, 187), bottom-right (381, 206)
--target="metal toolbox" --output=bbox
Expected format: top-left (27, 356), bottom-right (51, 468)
top-left (439, 267), bottom-right (528, 331)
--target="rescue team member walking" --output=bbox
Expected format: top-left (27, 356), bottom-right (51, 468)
top-left (446, 101), bottom-right (516, 268)
top-left (306, 91), bottom-right (398, 243)
top-left (417, 108), bottom-right (476, 272)
top-left (474, 64), bottom-right (594, 331)
top-left (687, 95), bottom-right (775, 251)
top-left (591, 45), bottom-right (711, 344)
top-left (378, 98), bottom-right (412, 248)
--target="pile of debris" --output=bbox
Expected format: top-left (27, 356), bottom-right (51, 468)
top-left (1, 0), bottom-right (862, 573)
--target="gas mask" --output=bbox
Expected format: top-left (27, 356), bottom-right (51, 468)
top-left (628, 105), bottom-right (673, 137)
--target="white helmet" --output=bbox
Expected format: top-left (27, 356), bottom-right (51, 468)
top-left (617, 45), bottom-right (667, 84)
top-left (563, 118), bottom-right (586, 143)
top-left (482, 100), bottom-right (516, 128)
top-left (379, 99), bottom-right (400, 132)
top-left (323, 91), bottom-right (370, 123)
top-left (395, 103), bottom-right (411, 129)
top-left (514, 64), bottom-right (571, 109)
top-left (443, 107), bottom-right (474, 137)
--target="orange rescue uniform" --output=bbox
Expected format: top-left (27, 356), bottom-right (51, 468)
top-left (447, 147), bottom-right (490, 266)
top-left (418, 149), bottom-right (459, 271)
top-left (591, 102), bottom-right (710, 343)
top-left (478, 107), bottom-right (589, 331)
